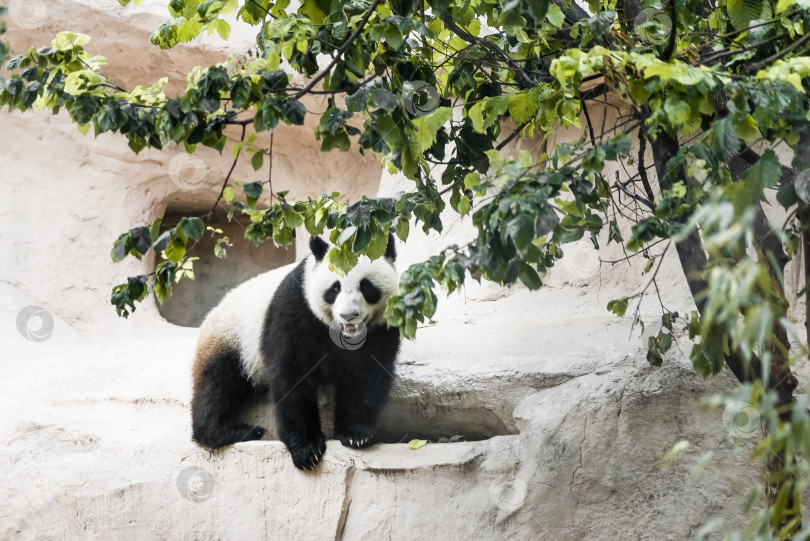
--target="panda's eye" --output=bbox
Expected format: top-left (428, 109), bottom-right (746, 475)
top-left (360, 278), bottom-right (382, 304)
top-left (323, 280), bottom-right (341, 305)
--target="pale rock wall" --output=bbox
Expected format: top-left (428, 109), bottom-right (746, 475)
top-left (0, 2), bottom-right (788, 540)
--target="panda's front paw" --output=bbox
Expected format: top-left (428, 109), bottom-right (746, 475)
top-left (288, 432), bottom-right (327, 471)
top-left (336, 425), bottom-right (375, 449)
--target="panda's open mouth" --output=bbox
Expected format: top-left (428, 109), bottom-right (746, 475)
top-left (341, 320), bottom-right (368, 338)
top-left (343, 322), bottom-right (359, 334)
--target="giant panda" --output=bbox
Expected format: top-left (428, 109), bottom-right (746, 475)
top-left (191, 235), bottom-right (401, 470)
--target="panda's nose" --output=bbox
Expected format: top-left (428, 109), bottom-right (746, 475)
top-left (340, 312), bottom-right (360, 321)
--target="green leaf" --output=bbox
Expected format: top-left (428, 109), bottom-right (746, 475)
top-left (408, 439), bottom-right (428, 449)
top-left (383, 26), bottom-right (403, 50)
top-left (328, 245), bottom-right (359, 274)
top-left (742, 149), bottom-right (782, 199)
top-left (508, 91), bottom-right (538, 124)
top-left (727, 0), bottom-right (769, 30)
top-left (396, 219), bottom-right (410, 241)
top-left (244, 181), bottom-right (263, 207)
top-left (150, 218), bottom-right (162, 243)
top-left (252, 151), bottom-right (264, 171)
top-left (711, 117), bottom-right (741, 161)
top-left (527, 0), bottom-right (549, 20)
top-left (178, 217), bottom-right (205, 242)
top-left (370, 88), bottom-right (398, 111)
top-left (507, 213), bottom-right (535, 252)
top-left (458, 195), bottom-right (470, 216)
top-left (346, 200), bottom-right (371, 227)
top-left (658, 331), bottom-right (672, 353)
top-left (607, 297), bottom-right (629, 317)
top-left (647, 335), bottom-right (663, 366)
top-left (345, 86), bottom-right (370, 112)
top-left (664, 95), bottom-right (692, 126)
top-left (282, 99), bottom-right (306, 125)
top-left (365, 229), bottom-right (390, 260)
top-left (545, 3), bottom-right (565, 26)
top-left (153, 230), bottom-right (172, 253)
top-left (409, 107), bottom-right (453, 153)
top-left (518, 263), bottom-right (543, 289)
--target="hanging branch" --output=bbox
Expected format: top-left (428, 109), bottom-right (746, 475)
top-left (209, 124), bottom-right (247, 215)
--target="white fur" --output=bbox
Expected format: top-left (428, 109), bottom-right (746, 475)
top-left (197, 261), bottom-right (294, 384)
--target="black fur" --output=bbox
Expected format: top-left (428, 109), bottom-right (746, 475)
top-left (384, 232), bottom-right (396, 261)
top-left (359, 278), bottom-right (381, 304)
top-left (191, 348), bottom-right (267, 448)
top-left (310, 236), bottom-right (329, 261)
top-left (323, 281), bottom-right (340, 305)
top-left (261, 261), bottom-right (400, 469)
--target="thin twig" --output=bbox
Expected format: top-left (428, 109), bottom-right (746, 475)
top-left (210, 124), bottom-right (247, 214)
top-left (747, 31), bottom-right (810, 73)
top-left (267, 131), bottom-right (275, 201)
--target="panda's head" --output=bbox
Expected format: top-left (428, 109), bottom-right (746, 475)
top-left (304, 235), bottom-right (399, 338)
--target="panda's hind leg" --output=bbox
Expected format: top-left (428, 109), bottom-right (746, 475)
top-left (191, 343), bottom-right (266, 448)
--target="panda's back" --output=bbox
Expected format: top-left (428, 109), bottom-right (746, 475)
top-left (195, 258), bottom-right (308, 385)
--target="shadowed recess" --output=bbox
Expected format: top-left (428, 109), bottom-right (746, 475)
top-left (156, 201), bottom-right (296, 327)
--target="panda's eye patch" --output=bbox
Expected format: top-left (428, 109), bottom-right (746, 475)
top-left (323, 281), bottom-right (341, 305)
top-left (360, 278), bottom-right (382, 304)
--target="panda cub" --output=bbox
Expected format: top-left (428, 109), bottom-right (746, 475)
top-left (191, 235), bottom-right (400, 470)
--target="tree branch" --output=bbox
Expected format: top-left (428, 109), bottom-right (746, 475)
top-left (294, 0), bottom-right (382, 100)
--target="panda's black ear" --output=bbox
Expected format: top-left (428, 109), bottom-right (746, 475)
top-left (384, 232), bottom-right (397, 262)
top-left (310, 236), bottom-right (329, 261)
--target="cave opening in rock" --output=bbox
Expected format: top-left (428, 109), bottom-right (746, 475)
top-left (244, 389), bottom-right (516, 444)
top-left (155, 201), bottom-right (296, 327)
